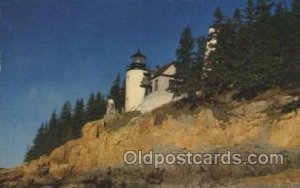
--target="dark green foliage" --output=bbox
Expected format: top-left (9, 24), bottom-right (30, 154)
top-left (192, 36), bottom-right (207, 98)
top-left (95, 92), bottom-right (106, 119)
top-left (108, 73), bottom-right (125, 113)
top-left (169, 26), bottom-right (193, 97)
top-left (60, 101), bottom-right (73, 143)
top-left (25, 91), bottom-right (107, 162)
top-left (205, 0), bottom-right (300, 98)
top-left (233, 9), bottom-right (242, 33)
top-left (86, 92), bottom-right (106, 121)
top-left (169, 26), bottom-right (206, 103)
top-left (25, 73), bottom-right (126, 162)
top-left (24, 111), bottom-right (62, 162)
top-left (289, 0), bottom-right (300, 83)
top-left (170, 0), bottom-right (299, 102)
top-left (244, 0), bottom-right (255, 24)
top-left (47, 111), bottom-right (60, 152)
top-left (171, 0), bottom-right (299, 102)
top-left (292, 0), bottom-right (300, 17)
top-left (213, 6), bottom-right (225, 26)
top-left (86, 93), bottom-right (96, 121)
top-left (24, 123), bottom-right (48, 162)
top-left (73, 98), bottom-right (86, 138)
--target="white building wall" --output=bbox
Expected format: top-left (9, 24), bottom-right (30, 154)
top-left (139, 75), bottom-right (182, 113)
top-left (125, 69), bottom-right (147, 112)
top-left (163, 65), bottom-right (176, 75)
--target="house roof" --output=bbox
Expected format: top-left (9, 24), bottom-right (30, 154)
top-left (151, 62), bottom-right (175, 79)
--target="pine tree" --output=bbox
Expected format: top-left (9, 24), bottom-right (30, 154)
top-left (242, 0), bottom-right (256, 65)
top-left (59, 101), bottom-right (73, 143)
top-left (86, 92), bottom-right (96, 121)
top-left (170, 26), bottom-right (195, 100)
top-left (86, 92), bottom-right (106, 121)
top-left (213, 6), bottom-right (225, 27)
top-left (233, 9), bottom-right (242, 33)
top-left (286, 0), bottom-right (300, 85)
top-left (193, 36), bottom-right (207, 99)
top-left (255, 0), bottom-right (272, 23)
top-left (24, 123), bottom-right (48, 162)
top-left (46, 111), bottom-right (60, 152)
top-left (253, 0), bottom-right (277, 88)
top-left (108, 73), bottom-right (123, 113)
top-left (244, 0), bottom-right (255, 24)
top-left (25, 90), bottom-right (108, 162)
top-left (292, 0), bottom-right (300, 18)
top-left (275, 2), bottom-right (284, 16)
top-left (205, 0), bottom-right (299, 98)
top-left (95, 92), bottom-right (106, 118)
top-left (206, 8), bottom-right (240, 94)
top-left (73, 98), bottom-right (86, 138)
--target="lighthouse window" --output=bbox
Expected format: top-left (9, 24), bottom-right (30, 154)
top-left (154, 79), bottom-right (158, 91)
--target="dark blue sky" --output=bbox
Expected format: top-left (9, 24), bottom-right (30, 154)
top-left (0, 0), bottom-right (289, 167)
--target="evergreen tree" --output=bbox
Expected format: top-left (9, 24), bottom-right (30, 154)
top-left (275, 2), bottom-right (284, 16)
top-left (46, 111), bottom-right (60, 152)
top-left (252, 0), bottom-right (277, 88)
top-left (292, 0), bottom-right (300, 18)
top-left (213, 6), bottom-right (225, 27)
top-left (86, 92), bottom-right (96, 121)
top-left (255, 0), bottom-right (272, 22)
top-left (244, 0), bottom-right (256, 24)
top-left (206, 0), bottom-right (299, 98)
top-left (25, 90), bottom-right (108, 162)
top-left (108, 73), bottom-right (123, 113)
top-left (169, 26), bottom-right (195, 100)
top-left (24, 123), bottom-right (48, 162)
top-left (286, 0), bottom-right (300, 85)
top-left (206, 8), bottom-right (240, 94)
top-left (73, 98), bottom-right (86, 138)
top-left (59, 101), bottom-right (73, 143)
top-left (242, 0), bottom-right (256, 65)
top-left (208, 25), bottom-right (232, 90)
top-left (193, 36), bottom-right (207, 99)
top-left (86, 92), bottom-right (106, 121)
top-left (233, 9), bottom-right (242, 33)
top-left (95, 92), bottom-right (106, 118)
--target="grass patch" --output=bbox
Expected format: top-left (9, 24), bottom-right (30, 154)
top-left (105, 111), bottom-right (141, 132)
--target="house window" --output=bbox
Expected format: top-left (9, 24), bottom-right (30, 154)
top-left (154, 79), bottom-right (158, 91)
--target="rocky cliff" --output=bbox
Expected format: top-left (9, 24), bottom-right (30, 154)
top-left (1, 89), bottom-right (300, 187)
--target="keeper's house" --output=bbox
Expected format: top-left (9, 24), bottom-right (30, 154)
top-left (125, 50), bottom-right (181, 113)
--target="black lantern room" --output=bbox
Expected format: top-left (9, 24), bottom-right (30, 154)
top-left (128, 50), bottom-right (147, 70)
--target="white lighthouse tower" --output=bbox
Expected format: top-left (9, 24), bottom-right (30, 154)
top-left (125, 50), bottom-right (148, 112)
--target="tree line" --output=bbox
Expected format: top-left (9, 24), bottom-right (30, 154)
top-left (24, 75), bottom-right (125, 162)
top-left (25, 0), bottom-right (300, 162)
top-left (170, 0), bottom-right (300, 101)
